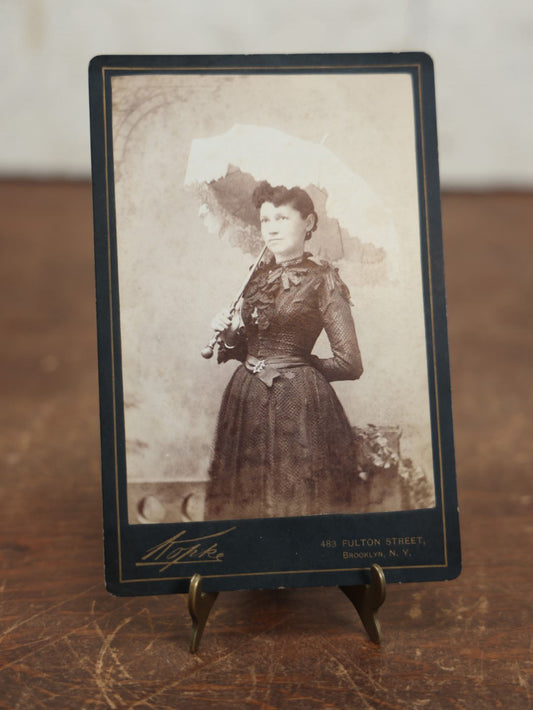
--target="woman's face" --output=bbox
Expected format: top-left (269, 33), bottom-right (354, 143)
top-left (259, 201), bottom-right (315, 263)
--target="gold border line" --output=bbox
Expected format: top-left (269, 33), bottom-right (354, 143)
top-left (102, 63), bottom-right (421, 72)
top-left (102, 67), bottom-right (124, 583)
top-left (124, 563), bottom-right (448, 584)
top-left (100, 61), bottom-right (450, 585)
top-left (416, 65), bottom-right (448, 567)
top-left (137, 561), bottom-right (224, 566)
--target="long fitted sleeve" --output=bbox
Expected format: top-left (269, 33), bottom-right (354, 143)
top-left (309, 271), bottom-right (363, 382)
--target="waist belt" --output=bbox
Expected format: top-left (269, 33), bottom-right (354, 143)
top-left (244, 354), bottom-right (309, 387)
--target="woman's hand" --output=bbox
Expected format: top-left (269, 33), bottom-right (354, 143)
top-left (211, 309), bottom-right (232, 334)
top-left (211, 309), bottom-right (242, 346)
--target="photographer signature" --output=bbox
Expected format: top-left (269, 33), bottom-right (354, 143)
top-left (138, 527), bottom-right (236, 573)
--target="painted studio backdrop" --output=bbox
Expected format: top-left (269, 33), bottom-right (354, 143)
top-left (110, 72), bottom-right (436, 524)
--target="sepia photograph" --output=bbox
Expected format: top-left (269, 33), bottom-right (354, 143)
top-left (90, 53), bottom-right (459, 593)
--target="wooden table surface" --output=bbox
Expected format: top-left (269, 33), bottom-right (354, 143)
top-left (1, 182), bottom-right (532, 709)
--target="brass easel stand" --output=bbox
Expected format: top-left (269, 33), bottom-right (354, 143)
top-left (187, 564), bottom-right (386, 653)
top-left (188, 573), bottom-right (219, 653)
top-left (340, 563), bottom-right (386, 644)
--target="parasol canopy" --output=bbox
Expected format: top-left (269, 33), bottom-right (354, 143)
top-left (184, 123), bottom-right (398, 266)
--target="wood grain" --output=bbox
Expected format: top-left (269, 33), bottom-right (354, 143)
top-left (0, 182), bottom-right (532, 709)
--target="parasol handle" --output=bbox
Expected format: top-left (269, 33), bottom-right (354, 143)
top-left (201, 245), bottom-right (267, 359)
top-left (201, 334), bottom-right (219, 360)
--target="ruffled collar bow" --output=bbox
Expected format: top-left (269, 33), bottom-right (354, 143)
top-left (259, 251), bottom-right (323, 291)
top-left (243, 252), bottom-right (326, 331)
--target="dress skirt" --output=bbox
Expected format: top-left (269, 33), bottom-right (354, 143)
top-left (205, 363), bottom-right (357, 520)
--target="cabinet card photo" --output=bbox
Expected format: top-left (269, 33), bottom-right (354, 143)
top-left (89, 53), bottom-right (461, 595)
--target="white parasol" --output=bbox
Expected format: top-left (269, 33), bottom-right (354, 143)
top-left (184, 123), bottom-right (399, 266)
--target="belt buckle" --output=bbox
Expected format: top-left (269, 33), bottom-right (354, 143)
top-left (252, 359), bottom-right (266, 374)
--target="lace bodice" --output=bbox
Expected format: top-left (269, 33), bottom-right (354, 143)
top-left (218, 252), bottom-right (363, 382)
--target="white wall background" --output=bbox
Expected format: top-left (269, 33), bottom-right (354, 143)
top-left (1, 0), bottom-right (532, 187)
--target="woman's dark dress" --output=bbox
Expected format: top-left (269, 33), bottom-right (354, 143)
top-left (205, 252), bottom-right (363, 520)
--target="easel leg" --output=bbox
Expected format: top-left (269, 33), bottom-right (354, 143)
top-left (339, 564), bottom-right (386, 644)
top-left (188, 573), bottom-right (219, 653)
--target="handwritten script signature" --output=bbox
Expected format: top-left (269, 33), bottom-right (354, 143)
top-left (137, 527), bottom-right (237, 573)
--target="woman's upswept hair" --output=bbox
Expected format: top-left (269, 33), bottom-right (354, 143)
top-left (252, 181), bottom-right (318, 237)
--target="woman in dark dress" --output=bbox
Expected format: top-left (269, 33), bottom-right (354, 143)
top-left (205, 182), bottom-right (363, 520)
